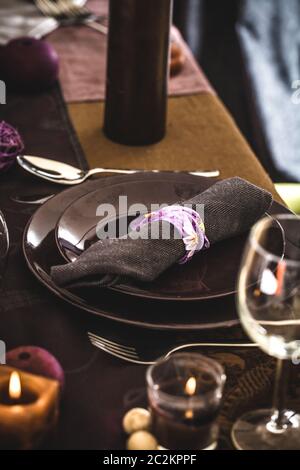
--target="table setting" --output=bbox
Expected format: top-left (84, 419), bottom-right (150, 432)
top-left (1, 0), bottom-right (300, 453)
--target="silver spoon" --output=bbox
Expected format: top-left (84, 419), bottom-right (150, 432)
top-left (17, 155), bottom-right (220, 186)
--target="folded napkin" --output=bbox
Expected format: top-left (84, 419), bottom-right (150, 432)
top-left (51, 178), bottom-right (273, 288)
top-left (0, 0), bottom-right (58, 45)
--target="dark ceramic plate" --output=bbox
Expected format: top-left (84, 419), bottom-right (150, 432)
top-left (55, 175), bottom-right (285, 301)
top-left (23, 173), bottom-right (289, 330)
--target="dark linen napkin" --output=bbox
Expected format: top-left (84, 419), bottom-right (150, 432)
top-left (51, 177), bottom-right (272, 288)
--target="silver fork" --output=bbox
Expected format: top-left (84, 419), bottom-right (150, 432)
top-left (36, 0), bottom-right (108, 34)
top-left (88, 332), bottom-right (257, 365)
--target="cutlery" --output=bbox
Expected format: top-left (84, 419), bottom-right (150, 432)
top-left (88, 332), bottom-right (257, 365)
top-left (36, 0), bottom-right (108, 34)
top-left (28, 17), bottom-right (59, 39)
top-left (17, 155), bottom-right (220, 185)
top-left (11, 194), bottom-right (55, 205)
top-left (0, 211), bottom-right (9, 287)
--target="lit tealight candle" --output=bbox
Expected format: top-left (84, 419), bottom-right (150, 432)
top-left (147, 353), bottom-right (226, 450)
top-left (0, 366), bottom-right (60, 450)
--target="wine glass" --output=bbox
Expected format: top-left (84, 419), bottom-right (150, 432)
top-left (0, 210), bottom-right (9, 287)
top-left (232, 214), bottom-right (300, 450)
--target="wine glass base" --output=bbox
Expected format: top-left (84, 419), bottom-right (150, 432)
top-left (232, 409), bottom-right (300, 450)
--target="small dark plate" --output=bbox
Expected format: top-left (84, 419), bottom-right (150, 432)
top-left (56, 175), bottom-right (283, 301)
top-left (23, 173), bottom-right (289, 330)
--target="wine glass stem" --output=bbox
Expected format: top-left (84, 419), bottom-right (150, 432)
top-left (270, 359), bottom-right (290, 431)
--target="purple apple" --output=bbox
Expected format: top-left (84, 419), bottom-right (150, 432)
top-left (6, 346), bottom-right (65, 391)
top-left (0, 37), bottom-right (59, 92)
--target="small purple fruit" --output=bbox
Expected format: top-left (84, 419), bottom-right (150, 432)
top-left (6, 346), bottom-right (65, 391)
top-left (0, 37), bottom-right (59, 92)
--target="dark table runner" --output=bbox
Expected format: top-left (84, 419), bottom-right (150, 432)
top-left (0, 85), bottom-right (294, 450)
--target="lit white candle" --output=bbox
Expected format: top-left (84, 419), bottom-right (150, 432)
top-left (0, 366), bottom-right (59, 450)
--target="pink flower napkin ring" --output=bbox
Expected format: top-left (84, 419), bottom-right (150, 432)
top-left (131, 204), bottom-right (210, 264)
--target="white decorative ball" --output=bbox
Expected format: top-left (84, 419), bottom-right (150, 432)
top-left (127, 431), bottom-right (158, 451)
top-left (123, 408), bottom-right (151, 434)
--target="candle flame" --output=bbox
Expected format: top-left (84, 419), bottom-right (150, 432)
top-left (185, 376), bottom-right (196, 396)
top-left (9, 371), bottom-right (21, 400)
top-left (185, 409), bottom-right (194, 419)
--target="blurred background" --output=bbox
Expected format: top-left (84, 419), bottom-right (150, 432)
top-left (173, 0), bottom-right (300, 183)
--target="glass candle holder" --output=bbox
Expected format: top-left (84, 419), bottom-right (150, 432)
top-left (147, 353), bottom-right (226, 450)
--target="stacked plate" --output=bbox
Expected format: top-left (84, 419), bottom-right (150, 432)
top-left (23, 173), bottom-right (289, 331)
